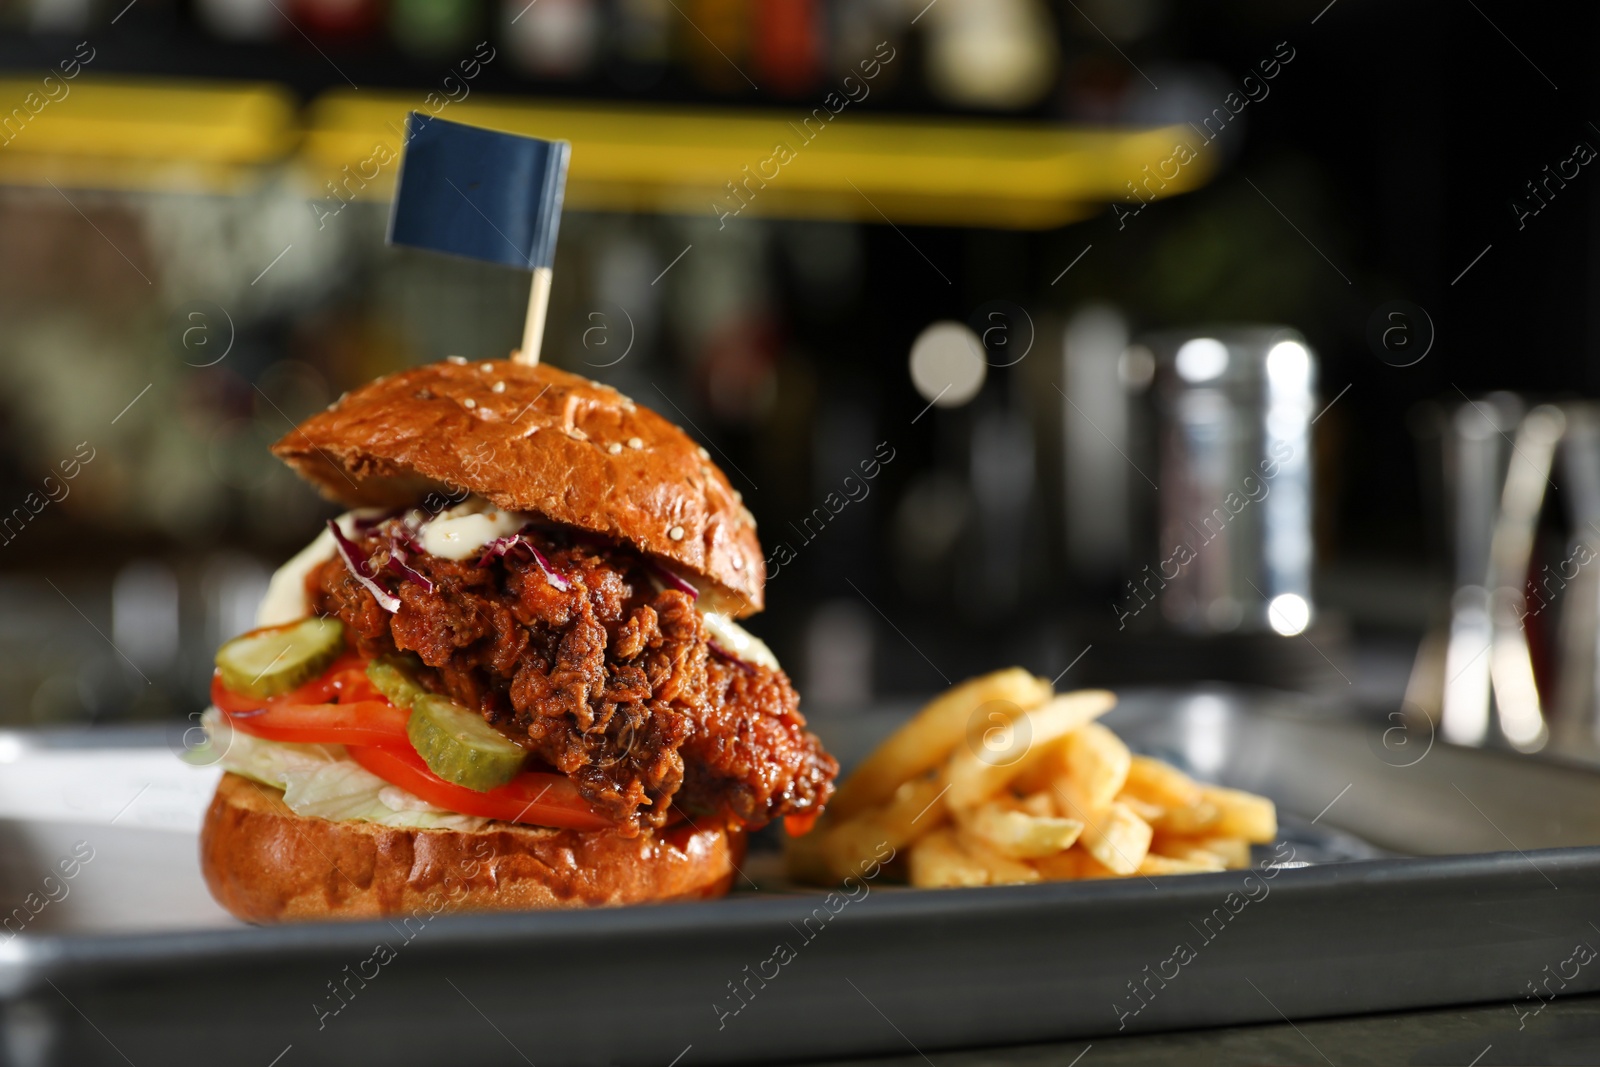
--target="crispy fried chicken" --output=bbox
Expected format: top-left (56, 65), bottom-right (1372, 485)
top-left (308, 525), bottom-right (836, 834)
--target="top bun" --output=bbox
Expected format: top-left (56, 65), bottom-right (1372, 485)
top-left (272, 358), bottom-right (764, 615)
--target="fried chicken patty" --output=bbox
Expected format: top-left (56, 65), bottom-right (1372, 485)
top-left (307, 524), bottom-right (836, 833)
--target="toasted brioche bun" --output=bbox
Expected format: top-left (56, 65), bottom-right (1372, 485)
top-left (201, 773), bottom-right (744, 923)
top-left (271, 358), bottom-right (763, 615)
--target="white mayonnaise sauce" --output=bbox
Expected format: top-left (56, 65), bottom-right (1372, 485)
top-left (256, 511), bottom-right (364, 626)
top-left (416, 498), bottom-right (526, 561)
top-left (701, 611), bottom-right (780, 671)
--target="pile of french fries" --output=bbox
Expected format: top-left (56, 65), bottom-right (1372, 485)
top-left (790, 669), bottom-right (1278, 888)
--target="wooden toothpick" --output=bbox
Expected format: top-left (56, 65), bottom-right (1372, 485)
top-left (514, 266), bottom-right (554, 366)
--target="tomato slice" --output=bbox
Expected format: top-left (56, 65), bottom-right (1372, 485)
top-left (211, 669), bottom-right (410, 749)
top-left (211, 674), bottom-right (267, 716)
top-left (224, 698), bottom-right (411, 748)
top-left (346, 744), bottom-right (614, 831)
top-left (302, 658), bottom-right (384, 704)
top-left (212, 653), bottom-right (613, 831)
top-left (211, 653), bottom-right (374, 712)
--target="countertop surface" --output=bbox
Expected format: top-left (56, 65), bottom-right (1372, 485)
top-left (798, 992), bottom-right (1600, 1066)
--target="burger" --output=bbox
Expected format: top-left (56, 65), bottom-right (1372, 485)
top-left (198, 356), bottom-right (838, 922)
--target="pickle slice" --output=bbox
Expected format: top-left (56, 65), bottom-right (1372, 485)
top-left (406, 693), bottom-right (528, 792)
top-left (365, 655), bottom-right (431, 710)
top-left (215, 617), bottom-right (345, 700)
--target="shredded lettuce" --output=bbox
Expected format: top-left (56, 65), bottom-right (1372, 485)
top-left (198, 708), bottom-right (487, 831)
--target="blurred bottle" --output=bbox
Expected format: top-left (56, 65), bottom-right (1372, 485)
top-left (1408, 394), bottom-right (1563, 754)
top-left (196, 0), bottom-right (280, 40)
top-left (203, 552), bottom-right (270, 655)
top-left (1140, 326), bottom-right (1316, 636)
top-left (680, 0), bottom-right (750, 91)
top-left (804, 600), bottom-right (875, 708)
top-left (922, 0), bottom-right (1059, 110)
top-left (1436, 395), bottom-right (1522, 746)
top-left (1060, 305), bottom-right (1135, 589)
top-left (830, 0), bottom-right (903, 86)
top-left (1551, 405), bottom-right (1600, 756)
top-left (113, 560), bottom-right (180, 680)
top-left (754, 0), bottom-right (822, 96)
top-left (604, 0), bottom-right (671, 89)
top-left (967, 400), bottom-right (1034, 616)
top-left (291, 0), bottom-right (380, 39)
top-left (504, 0), bottom-right (600, 77)
top-left (392, 0), bottom-right (479, 59)
top-left (29, 0), bottom-right (91, 32)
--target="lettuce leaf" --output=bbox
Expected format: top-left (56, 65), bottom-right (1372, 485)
top-left (199, 708), bottom-right (487, 831)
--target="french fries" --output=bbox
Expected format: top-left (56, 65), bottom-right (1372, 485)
top-left (787, 668), bottom-right (1280, 890)
top-left (821, 776), bottom-right (947, 880)
top-left (1138, 852), bottom-right (1223, 876)
top-left (908, 827), bottom-right (1039, 887)
top-left (907, 828), bottom-right (990, 887)
top-left (957, 831), bottom-right (1043, 885)
top-left (959, 800), bottom-right (1083, 859)
top-left (828, 669), bottom-right (1052, 820)
top-left (1202, 785), bottom-right (1279, 843)
top-left (1117, 794), bottom-right (1166, 823)
top-left (1056, 722), bottom-right (1131, 822)
top-left (1147, 799), bottom-right (1220, 837)
top-left (1153, 836), bottom-right (1250, 870)
top-left (944, 690), bottom-right (1118, 811)
top-left (1124, 755), bottom-right (1204, 809)
top-left (1192, 836), bottom-right (1253, 870)
top-left (1031, 850), bottom-right (1084, 881)
top-left (1075, 801), bottom-right (1153, 875)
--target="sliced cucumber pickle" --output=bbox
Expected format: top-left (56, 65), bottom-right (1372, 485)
top-left (215, 617), bottom-right (345, 700)
top-left (365, 655), bottom-right (431, 710)
top-left (407, 693), bottom-right (528, 792)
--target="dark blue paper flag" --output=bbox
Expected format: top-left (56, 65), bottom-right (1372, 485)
top-left (387, 112), bottom-right (570, 271)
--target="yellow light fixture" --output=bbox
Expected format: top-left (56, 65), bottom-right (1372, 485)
top-left (0, 76), bottom-right (297, 192)
top-left (305, 92), bottom-right (1213, 229)
top-left (0, 75), bottom-right (1217, 228)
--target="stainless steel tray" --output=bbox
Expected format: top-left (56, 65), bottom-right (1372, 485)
top-left (2, 687), bottom-right (1598, 1067)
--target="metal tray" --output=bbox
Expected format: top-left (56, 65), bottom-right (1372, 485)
top-left (2, 687), bottom-right (1599, 1067)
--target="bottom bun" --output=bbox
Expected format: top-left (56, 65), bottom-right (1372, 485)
top-left (201, 772), bottom-right (744, 923)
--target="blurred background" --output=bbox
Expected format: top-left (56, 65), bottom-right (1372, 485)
top-left (0, 0), bottom-right (1593, 752)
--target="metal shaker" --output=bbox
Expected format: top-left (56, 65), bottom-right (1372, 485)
top-left (1134, 326), bottom-right (1317, 635)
